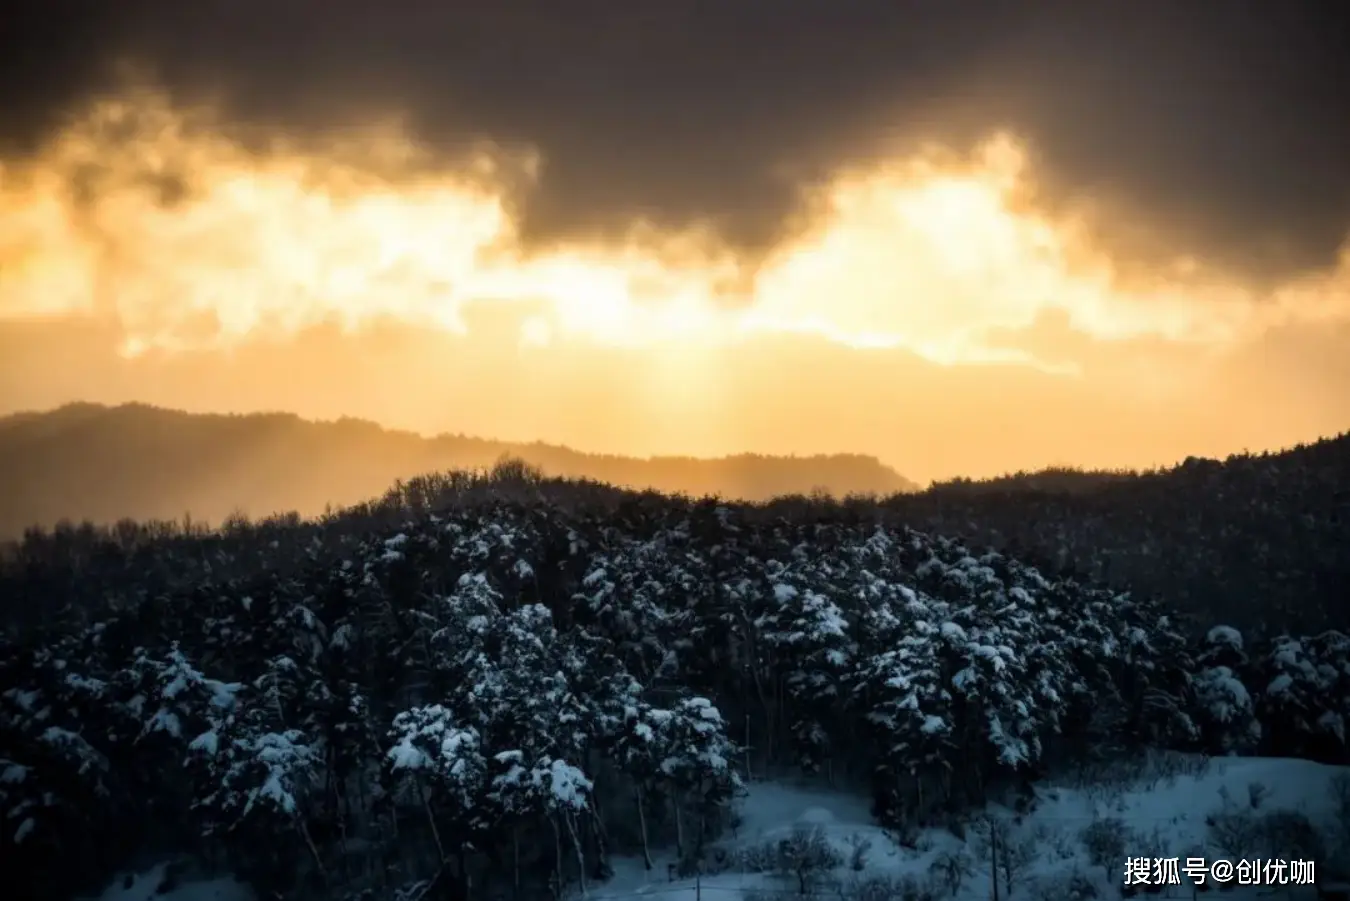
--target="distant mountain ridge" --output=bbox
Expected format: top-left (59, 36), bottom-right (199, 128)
top-left (0, 402), bottom-right (917, 537)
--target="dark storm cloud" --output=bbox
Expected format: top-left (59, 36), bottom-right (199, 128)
top-left (5, 0), bottom-right (1350, 281)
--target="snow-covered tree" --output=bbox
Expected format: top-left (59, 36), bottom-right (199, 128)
top-left (759, 561), bottom-right (854, 772)
top-left (387, 704), bottom-right (488, 896)
top-left (1191, 664), bottom-right (1262, 754)
top-left (1254, 632), bottom-right (1349, 761)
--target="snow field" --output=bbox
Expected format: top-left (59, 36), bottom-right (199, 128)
top-left (587, 754), bottom-right (1350, 901)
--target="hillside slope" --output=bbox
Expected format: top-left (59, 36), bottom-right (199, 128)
top-left (0, 402), bottom-right (915, 537)
top-left (889, 435), bottom-right (1350, 634)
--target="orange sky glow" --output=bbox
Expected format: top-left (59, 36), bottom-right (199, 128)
top-left (2, 83), bottom-right (1349, 485)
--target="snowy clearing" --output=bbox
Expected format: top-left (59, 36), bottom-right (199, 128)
top-left (584, 754), bottom-right (1349, 901)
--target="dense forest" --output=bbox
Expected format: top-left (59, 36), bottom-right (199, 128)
top-left (0, 404), bottom-right (914, 538)
top-left (2, 459), bottom-right (1347, 899)
top-left (893, 436), bottom-right (1350, 635)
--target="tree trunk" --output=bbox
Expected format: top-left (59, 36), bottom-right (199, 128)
top-left (295, 818), bottom-right (331, 893)
top-left (744, 713), bottom-right (753, 782)
top-left (415, 777), bottom-right (446, 863)
top-left (458, 844), bottom-right (471, 901)
top-left (776, 673), bottom-right (789, 765)
top-left (589, 790), bottom-right (613, 880)
top-left (564, 811), bottom-right (588, 899)
top-left (740, 611), bottom-right (776, 764)
top-left (512, 826), bottom-right (521, 899)
top-left (673, 790), bottom-right (686, 859)
top-left (636, 787), bottom-right (654, 871)
top-left (989, 820), bottom-right (1000, 901)
top-left (550, 816), bottom-right (564, 899)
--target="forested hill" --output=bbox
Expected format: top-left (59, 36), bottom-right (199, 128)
top-left (2, 471), bottom-right (1346, 899)
top-left (0, 402), bottom-right (915, 538)
top-left (5, 401), bottom-right (1348, 635)
top-left (890, 434), bottom-right (1350, 635)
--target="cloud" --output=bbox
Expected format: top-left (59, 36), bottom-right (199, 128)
top-left (1, 79), bottom-right (1348, 483)
top-left (6, 2), bottom-right (1350, 282)
top-left (4, 86), bottom-right (1349, 360)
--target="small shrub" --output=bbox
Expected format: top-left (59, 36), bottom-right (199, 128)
top-left (1070, 749), bottom-right (1213, 800)
top-left (998, 833), bottom-right (1038, 893)
top-left (846, 832), bottom-right (872, 871)
top-left (886, 820), bottom-right (921, 851)
top-left (1207, 805), bottom-right (1261, 858)
top-left (704, 846), bottom-right (731, 875)
top-left (973, 816), bottom-right (1037, 896)
top-left (1081, 817), bottom-right (1128, 880)
top-left (674, 852), bottom-right (704, 879)
top-left (1247, 781), bottom-right (1269, 810)
top-left (928, 849), bottom-right (973, 897)
top-left (1256, 809), bottom-right (1326, 862)
top-left (1149, 749), bottom-right (1212, 784)
top-left (737, 841), bottom-right (779, 874)
top-left (778, 824), bottom-right (843, 870)
top-left (776, 825), bottom-right (843, 896)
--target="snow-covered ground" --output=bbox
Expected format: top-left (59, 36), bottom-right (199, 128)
top-left (588, 754), bottom-right (1349, 901)
top-left (96, 753), bottom-right (1348, 901)
top-left (94, 861), bottom-right (253, 901)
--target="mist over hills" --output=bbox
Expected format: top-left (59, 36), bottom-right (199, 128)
top-left (0, 402), bottom-right (916, 538)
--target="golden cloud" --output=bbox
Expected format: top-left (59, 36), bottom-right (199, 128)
top-left (5, 84), bottom-right (1346, 371)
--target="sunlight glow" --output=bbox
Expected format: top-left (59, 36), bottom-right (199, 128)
top-left (5, 87), bottom-right (1346, 369)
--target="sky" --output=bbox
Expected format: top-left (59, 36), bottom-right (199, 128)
top-left (2, 0), bottom-right (1349, 484)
